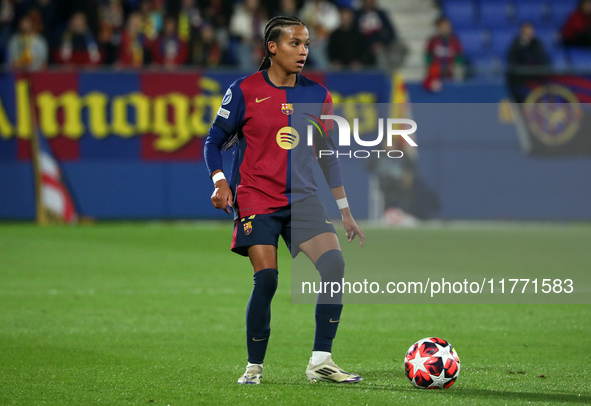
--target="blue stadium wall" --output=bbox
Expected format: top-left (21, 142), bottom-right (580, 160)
top-left (0, 71), bottom-right (590, 221)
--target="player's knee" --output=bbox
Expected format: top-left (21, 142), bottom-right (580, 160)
top-left (254, 268), bottom-right (278, 297)
top-left (315, 249), bottom-right (345, 282)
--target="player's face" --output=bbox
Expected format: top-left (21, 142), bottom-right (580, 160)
top-left (272, 25), bottom-right (309, 74)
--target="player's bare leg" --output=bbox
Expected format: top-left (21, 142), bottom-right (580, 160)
top-left (249, 245), bottom-right (278, 273)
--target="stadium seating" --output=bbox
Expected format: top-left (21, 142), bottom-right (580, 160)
top-left (479, 1), bottom-right (515, 28)
top-left (551, 49), bottom-right (570, 69)
top-left (546, 0), bottom-right (578, 10)
top-left (443, 0), bottom-right (478, 28)
top-left (455, 28), bottom-right (489, 55)
top-left (438, 0), bottom-right (585, 73)
top-left (549, 1), bottom-right (576, 27)
top-left (535, 28), bottom-right (559, 52)
top-left (513, 1), bottom-right (550, 26)
top-left (469, 53), bottom-right (505, 79)
top-left (489, 29), bottom-right (517, 57)
top-left (568, 48), bottom-right (591, 68)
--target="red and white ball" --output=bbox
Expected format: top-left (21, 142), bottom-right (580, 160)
top-left (404, 337), bottom-right (460, 389)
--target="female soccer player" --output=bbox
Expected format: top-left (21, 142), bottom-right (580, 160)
top-left (204, 16), bottom-right (365, 385)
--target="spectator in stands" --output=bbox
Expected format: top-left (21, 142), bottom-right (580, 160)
top-left (56, 11), bottom-right (102, 67)
top-left (117, 12), bottom-right (148, 67)
top-left (177, 0), bottom-right (202, 36)
top-left (355, 0), bottom-right (399, 69)
top-left (130, 0), bottom-right (163, 65)
top-left (203, 0), bottom-right (233, 32)
top-left (229, 0), bottom-right (267, 70)
top-left (328, 6), bottom-right (367, 70)
top-left (507, 22), bottom-right (551, 68)
top-left (138, 0), bottom-right (162, 45)
top-left (423, 16), bottom-right (464, 92)
top-left (27, 1), bottom-right (57, 50)
top-left (0, 0), bottom-right (15, 64)
top-left (7, 14), bottom-right (48, 71)
top-left (177, 0), bottom-right (202, 64)
top-left (200, 0), bottom-right (233, 65)
top-left (192, 22), bottom-right (222, 67)
top-left (79, 1), bottom-right (101, 41)
top-left (562, 0), bottom-right (591, 47)
top-left (122, 0), bottom-right (142, 13)
top-left (152, 15), bottom-right (188, 68)
top-left (272, 0), bottom-right (299, 18)
top-left (300, 0), bottom-right (340, 69)
top-left (26, 7), bottom-right (43, 35)
top-left (97, 0), bottom-right (125, 65)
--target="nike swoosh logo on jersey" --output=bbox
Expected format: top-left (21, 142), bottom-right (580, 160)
top-left (255, 96), bottom-right (271, 103)
top-left (252, 337), bottom-right (268, 342)
top-left (325, 220), bottom-right (332, 224)
top-left (329, 318), bottom-right (340, 323)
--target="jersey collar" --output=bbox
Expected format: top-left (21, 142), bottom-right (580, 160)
top-left (262, 70), bottom-right (300, 89)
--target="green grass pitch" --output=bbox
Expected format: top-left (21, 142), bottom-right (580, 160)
top-left (0, 223), bottom-right (589, 405)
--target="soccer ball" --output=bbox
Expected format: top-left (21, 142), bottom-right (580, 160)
top-left (404, 337), bottom-right (460, 389)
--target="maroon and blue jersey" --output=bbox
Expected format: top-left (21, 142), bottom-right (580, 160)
top-left (204, 70), bottom-right (342, 219)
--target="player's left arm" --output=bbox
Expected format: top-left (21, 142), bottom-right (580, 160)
top-left (318, 143), bottom-right (365, 246)
top-left (317, 89), bottom-right (364, 246)
top-left (330, 186), bottom-right (365, 247)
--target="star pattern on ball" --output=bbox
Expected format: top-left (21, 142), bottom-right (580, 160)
top-left (408, 349), bottom-right (431, 375)
top-left (428, 370), bottom-right (453, 388)
top-left (405, 338), bottom-right (461, 389)
top-left (433, 343), bottom-right (448, 358)
top-left (439, 348), bottom-right (455, 365)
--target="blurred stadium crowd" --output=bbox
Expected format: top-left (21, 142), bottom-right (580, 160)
top-left (3, 0), bottom-right (591, 80)
top-left (0, 0), bottom-right (399, 71)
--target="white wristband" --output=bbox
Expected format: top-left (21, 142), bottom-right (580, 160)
top-left (336, 197), bottom-right (349, 210)
top-left (212, 172), bottom-right (226, 185)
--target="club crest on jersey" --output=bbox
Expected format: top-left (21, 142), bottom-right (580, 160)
top-left (281, 103), bottom-right (294, 115)
top-left (243, 221), bottom-right (253, 235)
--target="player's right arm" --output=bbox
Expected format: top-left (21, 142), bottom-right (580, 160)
top-left (204, 79), bottom-right (246, 214)
top-left (204, 124), bottom-right (234, 213)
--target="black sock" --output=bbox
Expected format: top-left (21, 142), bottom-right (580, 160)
top-left (246, 268), bottom-right (278, 364)
top-left (313, 250), bottom-right (344, 352)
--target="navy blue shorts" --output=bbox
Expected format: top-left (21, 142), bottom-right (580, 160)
top-left (231, 194), bottom-right (336, 258)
